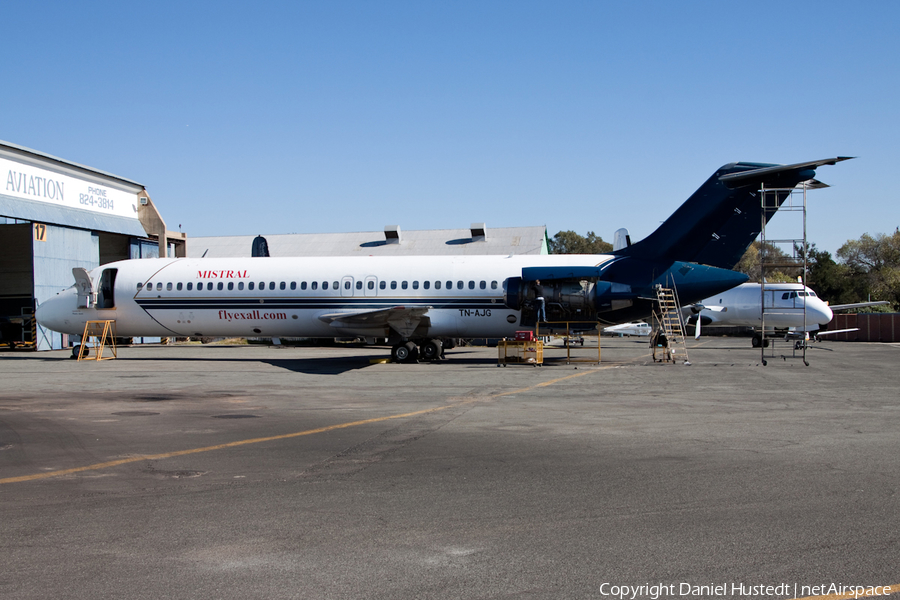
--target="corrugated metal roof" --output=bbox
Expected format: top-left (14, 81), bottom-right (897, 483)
top-left (188, 226), bottom-right (549, 258)
top-left (0, 140), bottom-right (144, 189)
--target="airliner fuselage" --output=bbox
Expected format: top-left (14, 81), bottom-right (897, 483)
top-left (36, 253), bottom-right (747, 360)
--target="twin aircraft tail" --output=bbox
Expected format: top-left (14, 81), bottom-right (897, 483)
top-left (613, 157), bottom-right (853, 269)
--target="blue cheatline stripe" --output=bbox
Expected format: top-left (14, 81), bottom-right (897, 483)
top-left (134, 296), bottom-right (505, 311)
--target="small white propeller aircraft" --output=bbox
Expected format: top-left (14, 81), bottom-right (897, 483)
top-left (684, 282), bottom-right (888, 346)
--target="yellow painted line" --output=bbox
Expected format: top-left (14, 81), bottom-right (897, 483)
top-left (2, 363), bottom-right (621, 485)
top-left (791, 584), bottom-right (899, 600)
top-left (0, 404), bottom-right (460, 485)
top-left (493, 360), bottom-right (634, 398)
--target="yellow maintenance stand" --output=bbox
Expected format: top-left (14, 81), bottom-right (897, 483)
top-left (76, 320), bottom-right (117, 361)
top-left (536, 320), bottom-right (601, 365)
top-left (497, 331), bottom-right (543, 366)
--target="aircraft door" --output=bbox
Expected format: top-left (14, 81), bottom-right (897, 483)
top-left (364, 276), bottom-right (378, 297)
top-left (72, 267), bottom-right (96, 308)
top-left (341, 276), bottom-right (354, 297)
top-left (97, 268), bottom-right (117, 309)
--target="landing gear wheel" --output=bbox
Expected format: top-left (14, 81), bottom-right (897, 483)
top-left (71, 345), bottom-right (88, 359)
top-left (391, 344), bottom-right (409, 362)
top-left (751, 335), bottom-right (770, 348)
top-left (392, 341), bottom-right (419, 363)
top-left (421, 340), bottom-right (442, 361)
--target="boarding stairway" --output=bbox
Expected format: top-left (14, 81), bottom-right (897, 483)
top-left (653, 285), bottom-right (690, 365)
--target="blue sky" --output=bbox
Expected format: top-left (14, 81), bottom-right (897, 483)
top-left (3, 1), bottom-right (898, 255)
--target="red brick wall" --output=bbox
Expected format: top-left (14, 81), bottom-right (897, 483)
top-left (829, 314), bottom-right (899, 342)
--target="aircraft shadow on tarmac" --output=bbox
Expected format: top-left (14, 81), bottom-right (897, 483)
top-left (114, 355), bottom-right (375, 375)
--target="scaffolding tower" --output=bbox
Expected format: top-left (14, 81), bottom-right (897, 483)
top-left (758, 182), bottom-right (816, 366)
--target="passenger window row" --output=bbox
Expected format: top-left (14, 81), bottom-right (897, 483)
top-left (137, 280), bottom-right (501, 293)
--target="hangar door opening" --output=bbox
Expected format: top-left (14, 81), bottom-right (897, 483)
top-left (0, 223), bottom-right (35, 347)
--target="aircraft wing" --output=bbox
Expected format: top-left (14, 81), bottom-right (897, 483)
top-left (815, 328), bottom-right (859, 337)
top-left (318, 306), bottom-right (432, 338)
top-left (828, 301), bottom-right (890, 312)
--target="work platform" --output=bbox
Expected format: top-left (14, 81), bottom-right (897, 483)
top-left (75, 320), bottom-right (118, 361)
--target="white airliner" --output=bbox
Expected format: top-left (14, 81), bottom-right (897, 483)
top-left (683, 282), bottom-right (888, 346)
top-left (36, 158), bottom-right (852, 362)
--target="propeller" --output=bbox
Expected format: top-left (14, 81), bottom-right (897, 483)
top-left (685, 304), bottom-right (704, 339)
top-left (686, 304), bottom-right (725, 339)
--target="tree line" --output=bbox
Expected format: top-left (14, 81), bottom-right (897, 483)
top-left (548, 228), bottom-right (900, 311)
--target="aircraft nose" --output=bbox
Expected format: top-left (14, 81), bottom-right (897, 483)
top-left (35, 289), bottom-right (74, 333)
top-left (35, 297), bottom-right (58, 331)
top-left (809, 300), bottom-right (834, 326)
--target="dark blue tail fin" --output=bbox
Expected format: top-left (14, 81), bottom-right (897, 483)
top-left (613, 158), bottom-right (852, 269)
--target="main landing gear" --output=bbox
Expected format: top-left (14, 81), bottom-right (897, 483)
top-left (391, 341), bottom-right (418, 363)
top-left (751, 334), bottom-right (770, 348)
top-left (390, 339), bottom-right (446, 363)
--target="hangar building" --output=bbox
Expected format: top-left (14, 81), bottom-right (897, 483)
top-left (188, 224), bottom-right (549, 258)
top-left (0, 140), bottom-right (185, 351)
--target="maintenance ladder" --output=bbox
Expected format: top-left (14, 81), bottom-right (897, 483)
top-left (654, 285), bottom-right (690, 365)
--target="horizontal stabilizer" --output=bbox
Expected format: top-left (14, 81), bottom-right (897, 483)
top-left (718, 157), bottom-right (854, 187)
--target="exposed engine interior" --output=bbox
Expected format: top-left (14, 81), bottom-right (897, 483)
top-left (503, 277), bottom-right (635, 322)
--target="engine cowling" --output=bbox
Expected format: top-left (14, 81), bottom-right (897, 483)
top-left (592, 281), bottom-right (634, 313)
top-left (504, 277), bottom-right (635, 320)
